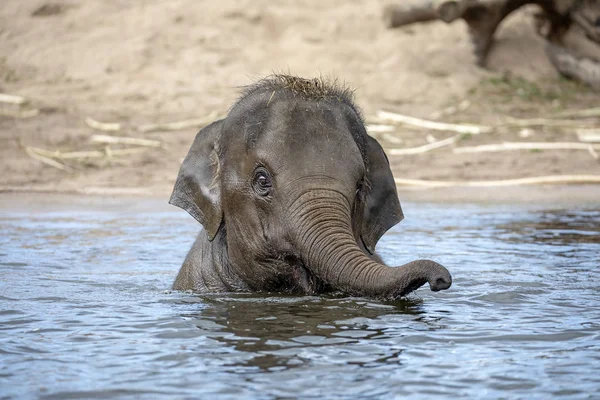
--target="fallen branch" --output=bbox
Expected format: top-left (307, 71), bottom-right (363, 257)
top-left (383, 0), bottom-right (600, 89)
top-left (377, 110), bottom-right (492, 134)
top-left (0, 185), bottom-right (152, 195)
top-left (85, 117), bottom-right (121, 132)
top-left (91, 135), bottom-right (162, 147)
top-left (28, 146), bottom-right (150, 160)
top-left (0, 93), bottom-right (27, 105)
top-left (383, 0), bottom-right (521, 25)
top-left (436, 0), bottom-right (485, 22)
top-left (555, 107), bottom-right (600, 119)
top-left (545, 41), bottom-right (600, 90)
top-left (383, 1), bottom-right (438, 28)
top-left (25, 147), bottom-right (73, 172)
top-left (426, 134), bottom-right (437, 143)
top-left (0, 108), bottom-right (40, 118)
top-left (383, 0), bottom-right (493, 28)
top-left (571, 6), bottom-right (600, 42)
top-left (388, 134), bottom-right (459, 155)
top-left (394, 175), bottom-right (600, 187)
top-left (453, 141), bottom-right (600, 153)
top-left (382, 133), bottom-right (404, 144)
top-left (137, 111), bottom-right (223, 133)
top-left (78, 187), bottom-right (153, 195)
top-left (577, 129), bottom-right (600, 143)
top-left (499, 116), bottom-right (597, 128)
top-left (366, 124), bottom-right (396, 133)
top-left (377, 109), bottom-right (598, 134)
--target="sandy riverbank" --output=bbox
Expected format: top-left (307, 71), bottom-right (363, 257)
top-left (1, 1), bottom-right (599, 196)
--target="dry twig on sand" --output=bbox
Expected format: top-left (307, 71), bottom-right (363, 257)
top-left (0, 185), bottom-right (152, 195)
top-left (0, 93), bottom-right (39, 118)
top-left (91, 135), bottom-right (162, 148)
top-left (577, 129), bottom-right (600, 143)
top-left (498, 117), bottom-right (596, 129)
top-left (382, 133), bottom-right (404, 144)
top-left (555, 107), bottom-right (600, 119)
top-left (137, 111), bottom-right (223, 133)
top-left (0, 93), bottom-right (27, 105)
top-left (366, 124), bottom-right (396, 133)
top-left (85, 117), bottom-right (122, 132)
top-left (24, 147), bottom-right (73, 172)
top-left (394, 175), bottom-right (600, 188)
top-left (377, 110), bottom-right (491, 134)
top-left (29, 146), bottom-right (150, 160)
top-left (377, 109), bottom-right (600, 134)
top-left (388, 134), bottom-right (460, 155)
top-left (454, 142), bottom-right (600, 154)
top-left (0, 109), bottom-right (40, 118)
top-left (77, 187), bottom-right (153, 195)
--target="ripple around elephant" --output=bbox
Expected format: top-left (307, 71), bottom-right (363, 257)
top-left (170, 74), bottom-right (451, 299)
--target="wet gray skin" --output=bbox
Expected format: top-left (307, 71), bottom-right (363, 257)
top-left (1, 197), bottom-right (599, 399)
top-left (170, 75), bottom-right (451, 299)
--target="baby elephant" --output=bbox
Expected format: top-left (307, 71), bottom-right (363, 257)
top-left (170, 75), bottom-right (451, 299)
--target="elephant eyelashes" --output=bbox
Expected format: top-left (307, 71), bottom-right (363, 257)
top-left (252, 167), bottom-right (273, 197)
top-left (355, 179), bottom-right (367, 200)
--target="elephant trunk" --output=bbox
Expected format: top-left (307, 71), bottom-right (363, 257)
top-left (291, 189), bottom-right (451, 299)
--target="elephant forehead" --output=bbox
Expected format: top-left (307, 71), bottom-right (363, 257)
top-left (226, 87), bottom-right (365, 144)
top-left (258, 102), bottom-right (363, 171)
top-left (222, 94), bottom-right (366, 180)
top-left (263, 99), bottom-right (355, 145)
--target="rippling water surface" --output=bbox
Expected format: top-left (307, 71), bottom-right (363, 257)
top-left (1, 196), bottom-right (599, 399)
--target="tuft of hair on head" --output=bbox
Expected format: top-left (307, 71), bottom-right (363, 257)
top-left (236, 74), bottom-right (363, 121)
top-left (268, 74), bottom-right (353, 101)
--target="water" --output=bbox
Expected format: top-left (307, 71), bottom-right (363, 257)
top-left (1, 195), bottom-right (599, 399)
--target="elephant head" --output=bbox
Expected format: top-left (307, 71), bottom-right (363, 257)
top-left (170, 75), bottom-right (451, 299)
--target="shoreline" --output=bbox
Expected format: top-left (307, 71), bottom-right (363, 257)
top-left (1, 184), bottom-right (598, 213)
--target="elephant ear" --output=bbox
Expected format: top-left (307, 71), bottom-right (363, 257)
top-left (361, 135), bottom-right (404, 253)
top-left (169, 119), bottom-right (224, 241)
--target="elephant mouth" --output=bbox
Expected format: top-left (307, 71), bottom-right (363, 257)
top-left (285, 255), bottom-right (329, 295)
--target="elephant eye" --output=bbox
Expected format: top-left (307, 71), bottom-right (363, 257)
top-left (252, 167), bottom-right (272, 197)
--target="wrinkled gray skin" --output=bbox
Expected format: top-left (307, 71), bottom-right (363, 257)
top-left (170, 76), bottom-right (451, 299)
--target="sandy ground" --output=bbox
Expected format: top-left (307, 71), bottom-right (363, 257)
top-left (1, 0), bottom-right (599, 199)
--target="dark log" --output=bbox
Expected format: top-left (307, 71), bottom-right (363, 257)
top-left (546, 43), bottom-right (600, 89)
top-left (546, 23), bottom-right (600, 89)
top-left (383, 0), bottom-right (600, 89)
top-left (383, 0), bottom-right (492, 28)
top-left (383, 1), bottom-right (438, 28)
top-left (570, 0), bottom-right (600, 43)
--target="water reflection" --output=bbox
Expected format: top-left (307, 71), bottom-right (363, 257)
top-left (175, 294), bottom-right (425, 371)
top-left (494, 210), bottom-right (600, 245)
top-left (0, 200), bottom-right (598, 399)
